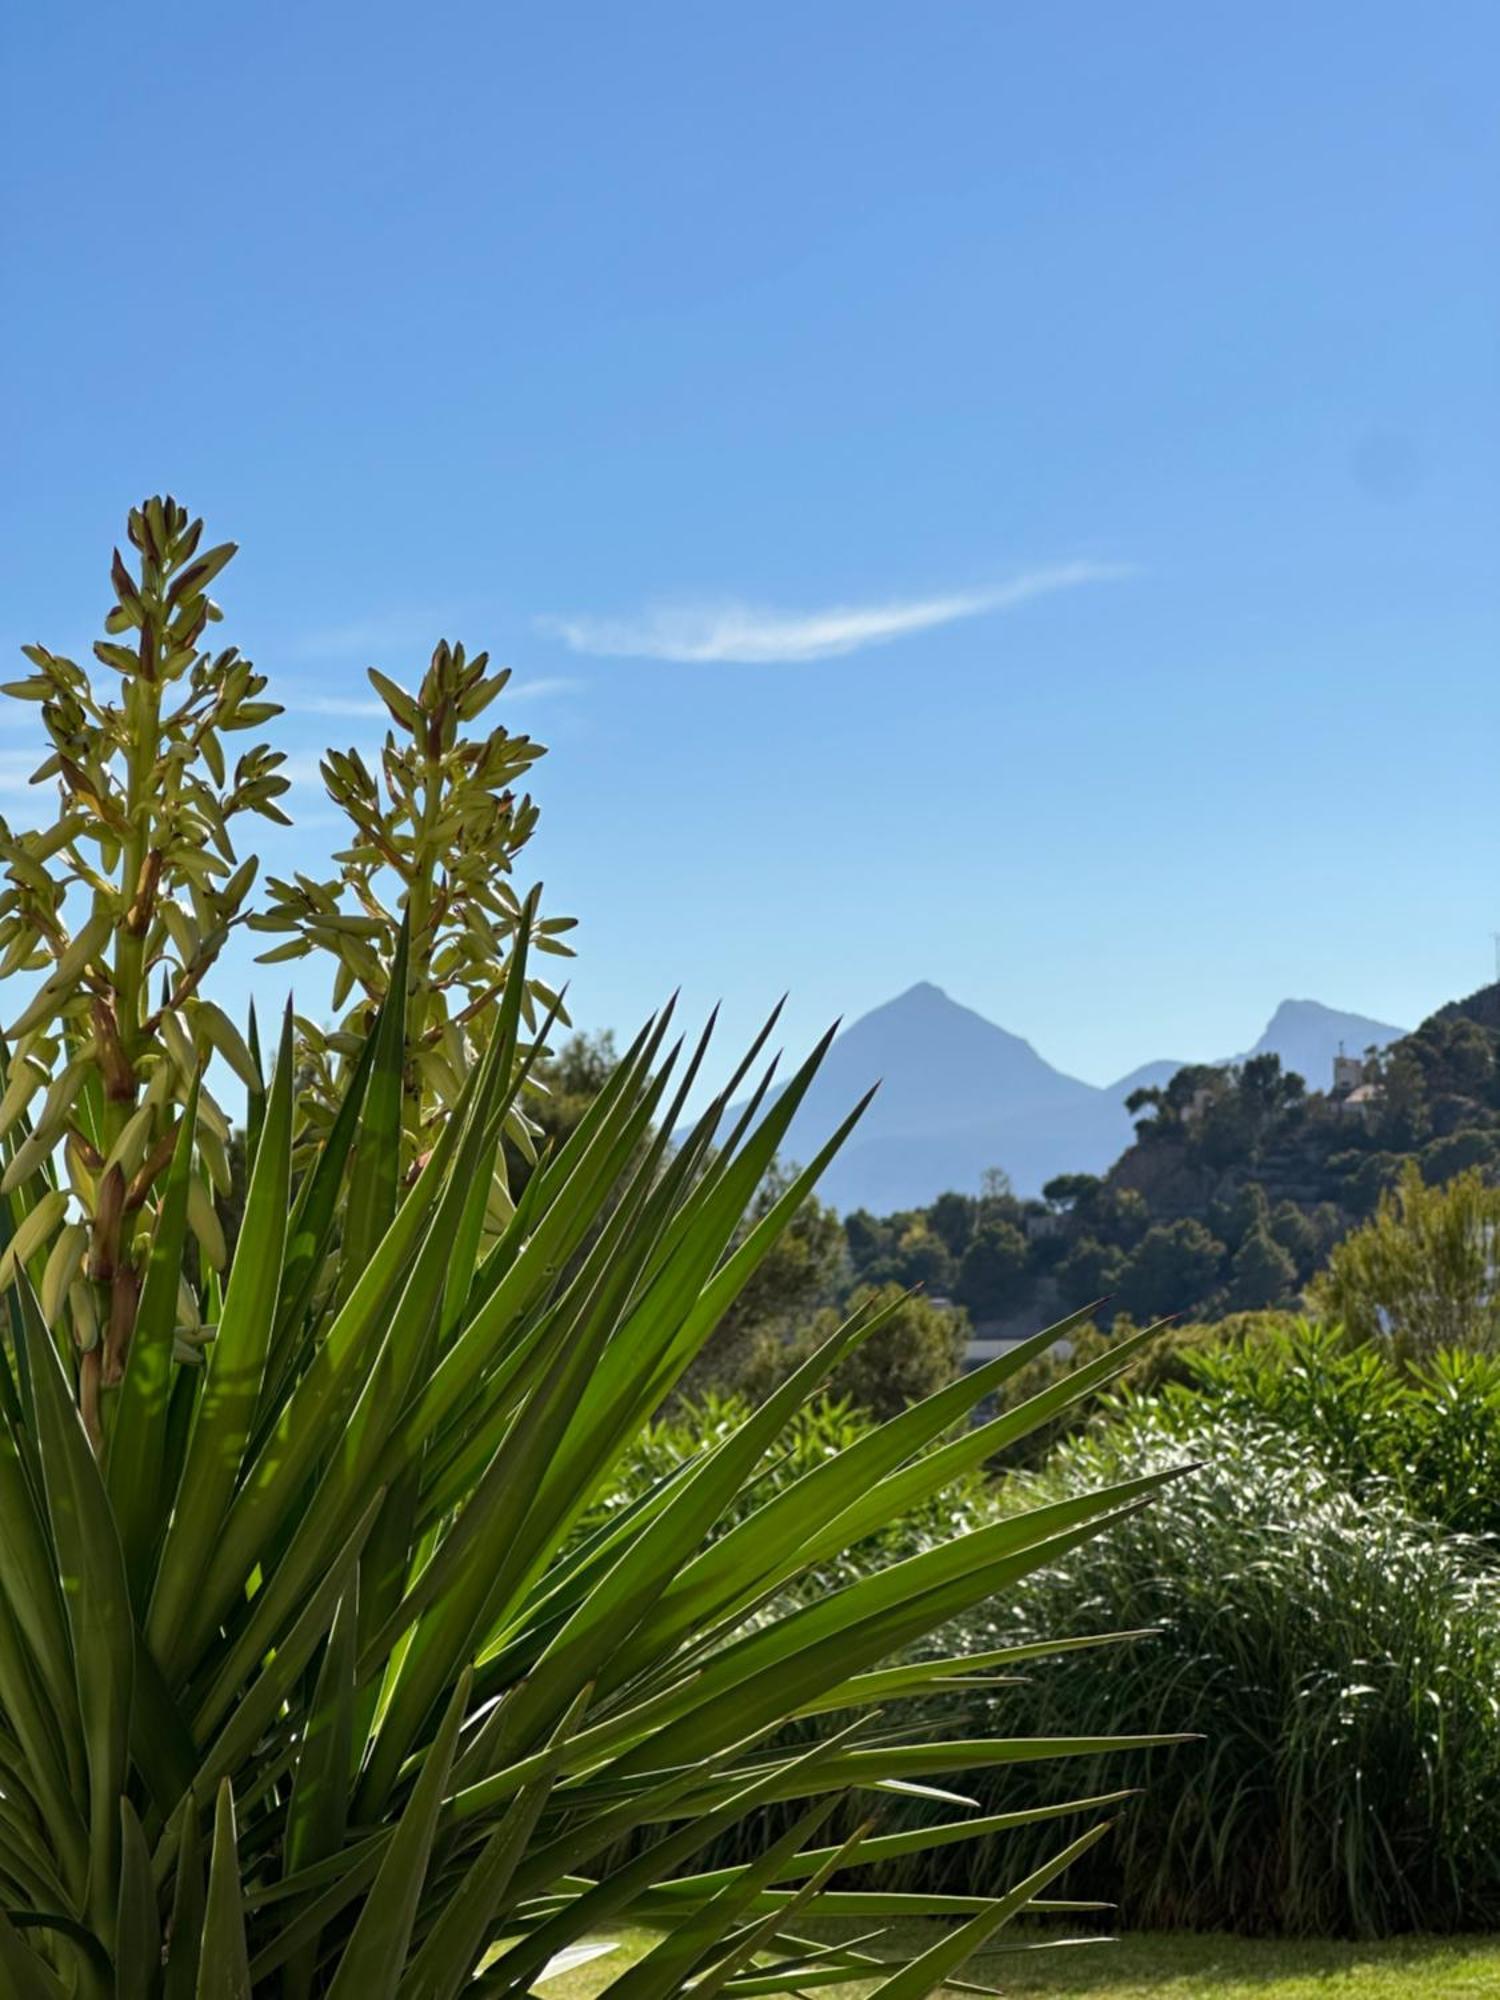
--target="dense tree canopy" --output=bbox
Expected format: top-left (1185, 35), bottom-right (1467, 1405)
top-left (739, 1281), bottom-right (969, 1419)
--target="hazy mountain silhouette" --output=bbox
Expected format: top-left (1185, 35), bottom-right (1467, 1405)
top-left (761, 983), bottom-right (1406, 1213)
top-left (1237, 997), bottom-right (1401, 1085)
top-left (1108, 1057), bottom-right (1189, 1102)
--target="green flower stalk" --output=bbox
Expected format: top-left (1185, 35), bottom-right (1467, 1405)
top-left (249, 639), bottom-right (575, 1196)
top-left (0, 498), bottom-right (573, 1437)
top-left (0, 497), bottom-right (286, 1443)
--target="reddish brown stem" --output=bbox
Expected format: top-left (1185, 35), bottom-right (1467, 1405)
top-left (102, 1265), bottom-right (140, 1387)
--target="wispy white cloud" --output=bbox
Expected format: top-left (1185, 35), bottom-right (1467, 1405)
top-left (537, 562), bottom-right (1133, 665)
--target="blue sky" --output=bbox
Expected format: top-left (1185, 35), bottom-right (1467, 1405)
top-left (2, 4), bottom-right (1497, 1088)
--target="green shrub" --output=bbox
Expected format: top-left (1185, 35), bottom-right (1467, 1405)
top-left (990, 1310), bottom-right (1297, 1465)
top-left (1309, 1162), bottom-right (1500, 1356)
top-left (1166, 1318), bottom-right (1500, 1540)
top-left (890, 1407), bottom-right (1500, 1936)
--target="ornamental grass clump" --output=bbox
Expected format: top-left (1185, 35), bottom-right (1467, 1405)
top-left (0, 501), bottom-right (1185, 1996)
top-left (897, 1406), bottom-right (1500, 1937)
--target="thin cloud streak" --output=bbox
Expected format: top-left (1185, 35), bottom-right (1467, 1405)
top-left (538, 562), bottom-right (1134, 664)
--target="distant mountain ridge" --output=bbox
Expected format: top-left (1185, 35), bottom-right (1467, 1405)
top-left (759, 984), bottom-right (1406, 1213)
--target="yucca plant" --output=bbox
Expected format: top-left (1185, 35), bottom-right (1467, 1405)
top-left (0, 504), bottom-right (1187, 1996)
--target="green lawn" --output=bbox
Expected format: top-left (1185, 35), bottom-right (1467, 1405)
top-left (540, 1924), bottom-right (1500, 1999)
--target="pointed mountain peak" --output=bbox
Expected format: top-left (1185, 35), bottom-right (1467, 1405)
top-left (1245, 996), bottom-right (1406, 1085)
top-left (886, 979), bottom-right (954, 1010)
top-left (1263, 997), bottom-right (1346, 1028)
top-left (852, 980), bottom-right (1040, 1053)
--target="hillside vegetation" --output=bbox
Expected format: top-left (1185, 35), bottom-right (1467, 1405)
top-left (840, 990), bottom-right (1500, 1326)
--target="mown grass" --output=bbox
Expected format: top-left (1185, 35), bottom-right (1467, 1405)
top-left (541, 1923), bottom-right (1500, 1998)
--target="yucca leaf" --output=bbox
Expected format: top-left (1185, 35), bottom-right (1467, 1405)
top-left (401, 1015), bottom-right (677, 1456)
top-left (665, 1825), bottom-right (871, 2000)
top-left (594, 1474), bottom-right (1185, 1779)
top-left (794, 1636), bottom-right (1150, 1715)
top-left (338, 918), bottom-right (409, 1303)
top-left (181, 1486), bottom-right (383, 1805)
top-left (264, 1022), bottom-right (377, 1396)
top-left (594, 1798), bottom-right (845, 2000)
top-left (324, 1667), bottom-right (472, 2000)
top-left (649, 1791), bottom-right (1139, 1907)
top-left (209, 1025), bottom-right (518, 1774)
top-left (353, 1063), bottom-right (676, 1802)
top-left (862, 1820), bottom-right (1115, 2000)
top-left (465, 1454), bottom-right (707, 1699)
top-left (0, 1592), bottom-right (87, 1902)
top-left (243, 999), bottom-right (266, 1174)
top-left (131, 1631), bottom-right (197, 1817)
top-left (501, 1713), bottom-right (820, 1900)
top-left (107, 1072), bottom-right (199, 1612)
top-left (397, 1687), bottom-right (586, 2000)
top-left (708, 1734), bottom-right (1192, 1816)
top-left (281, 1577), bottom-right (360, 2000)
top-left (812, 1315), bottom-right (1175, 1560)
top-left (0, 1395), bottom-right (82, 1793)
top-left (353, 1275), bottom-right (635, 1810)
top-left (494, 1720), bottom-right (871, 1993)
top-left (19, 1276), bottom-right (133, 1943)
top-left (244, 1837), bottom-right (392, 1984)
top-left (114, 1797), bottom-right (162, 1997)
top-left (455, 1081), bottom-right (877, 1687)
top-left (189, 1025), bottom-right (505, 1717)
top-left (560, 1029), bottom-right (857, 1445)
top-left (163, 1793), bottom-right (205, 2000)
top-left (149, 1010), bottom-right (294, 1678)
top-left (482, 1291), bottom-right (892, 1761)
top-left (197, 1782), bottom-right (251, 1999)
top-left (0, 1300), bottom-right (37, 1483)
top-left (513, 1005), bottom-right (673, 1227)
top-left (349, 930), bottom-right (537, 1717)
top-left (0, 1909), bottom-right (70, 2000)
top-left (0, 1777), bottom-right (70, 1911)
top-left (633, 1304), bottom-right (1122, 1659)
